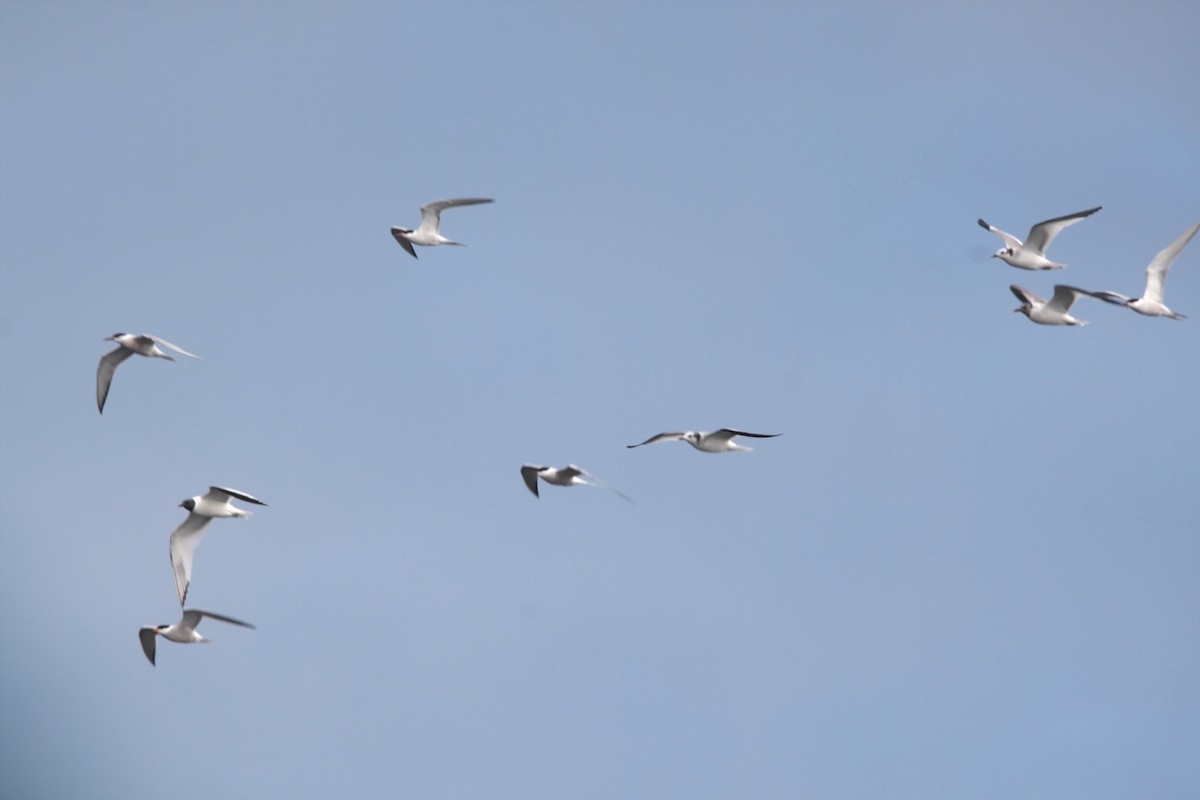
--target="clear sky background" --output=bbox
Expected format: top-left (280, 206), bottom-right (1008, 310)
top-left (2, 2), bottom-right (1198, 798)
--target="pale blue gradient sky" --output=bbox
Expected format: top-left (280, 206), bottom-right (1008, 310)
top-left (2, 2), bottom-right (1198, 798)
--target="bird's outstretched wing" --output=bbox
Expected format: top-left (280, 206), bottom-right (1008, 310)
top-left (627, 432), bottom-right (685, 448)
top-left (138, 627), bottom-right (158, 666)
top-left (1009, 284), bottom-right (1042, 306)
top-left (1024, 207), bottom-right (1102, 255)
top-left (520, 465), bottom-right (542, 498)
top-left (391, 227), bottom-right (418, 258)
top-left (567, 465), bottom-right (633, 503)
top-left (146, 334), bottom-right (202, 359)
top-left (1143, 221), bottom-right (1200, 304)
top-left (206, 487), bottom-right (267, 506)
top-left (417, 198), bottom-right (494, 235)
top-left (1047, 285), bottom-right (1089, 314)
top-left (96, 347), bottom-right (134, 414)
top-left (712, 429), bottom-right (781, 441)
top-left (978, 219), bottom-right (1022, 250)
top-left (185, 609), bottom-right (256, 630)
top-left (169, 513), bottom-right (214, 606)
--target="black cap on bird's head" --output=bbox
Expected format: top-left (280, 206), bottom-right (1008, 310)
top-left (180, 498), bottom-right (196, 512)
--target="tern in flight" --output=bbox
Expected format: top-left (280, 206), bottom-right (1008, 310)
top-left (977, 206), bottom-right (1101, 270)
top-left (521, 464), bottom-right (632, 502)
top-left (169, 487), bottom-right (266, 606)
top-left (138, 608), bottom-right (256, 667)
top-left (1090, 221), bottom-right (1199, 320)
top-left (627, 429), bottom-right (781, 453)
top-left (1009, 284), bottom-right (1102, 326)
top-left (390, 198), bottom-right (494, 258)
top-left (96, 333), bottom-right (201, 414)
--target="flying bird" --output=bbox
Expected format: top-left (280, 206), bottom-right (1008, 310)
top-left (1009, 284), bottom-right (1103, 326)
top-left (138, 608), bottom-right (256, 667)
top-left (521, 464), bottom-right (632, 502)
top-left (96, 333), bottom-right (201, 414)
top-left (627, 429), bottom-right (781, 453)
top-left (1090, 221), bottom-right (1200, 320)
top-left (977, 206), bottom-right (1101, 270)
top-left (169, 487), bottom-right (266, 607)
top-left (390, 198), bottom-right (494, 258)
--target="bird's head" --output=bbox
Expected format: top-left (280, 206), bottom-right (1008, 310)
top-left (683, 432), bottom-right (701, 444)
top-left (179, 498), bottom-right (196, 512)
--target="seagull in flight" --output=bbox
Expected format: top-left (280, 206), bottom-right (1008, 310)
top-left (627, 429), bottom-right (781, 453)
top-left (977, 206), bottom-right (1101, 270)
top-left (138, 608), bottom-right (256, 667)
top-left (1090, 221), bottom-right (1199, 320)
top-left (96, 333), bottom-right (201, 414)
top-left (1009, 284), bottom-right (1102, 326)
top-left (169, 487), bottom-right (266, 606)
top-left (391, 198), bottom-right (494, 258)
top-left (521, 464), bottom-right (632, 502)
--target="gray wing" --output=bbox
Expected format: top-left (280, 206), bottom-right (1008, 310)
top-left (186, 609), bottom-right (256, 630)
top-left (978, 218), bottom-right (1022, 250)
top-left (1047, 285), bottom-right (1089, 313)
top-left (138, 627), bottom-right (157, 666)
top-left (1009, 284), bottom-right (1043, 305)
top-left (627, 432), bottom-right (685, 448)
top-left (567, 464), bottom-right (633, 503)
top-left (207, 486), bottom-right (267, 506)
top-left (1143, 221), bottom-right (1200, 304)
top-left (391, 227), bottom-right (418, 258)
top-left (96, 347), bottom-right (134, 414)
top-left (169, 513), bottom-right (214, 606)
top-left (520, 465), bottom-right (542, 498)
top-left (1089, 289), bottom-right (1133, 306)
top-left (417, 198), bottom-right (494, 235)
top-left (146, 334), bottom-right (201, 359)
top-left (1024, 206), bottom-right (1102, 255)
top-left (713, 429), bottom-right (781, 441)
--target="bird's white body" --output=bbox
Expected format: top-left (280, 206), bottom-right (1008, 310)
top-left (95, 332), bottom-right (201, 413)
top-left (1010, 284), bottom-right (1098, 326)
top-left (138, 608), bottom-right (255, 667)
top-left (978, 207), bottom-right (1101, 271)
top-left (169, 487), bottom-right (267, 606)
top-left (627, 429), bottom-right (781, 453)
top-left (1091, 221), bottom-right (1199, 320)
top-left (391, 197), bottom-right (493, 258)
top-left (521, 464), bottom-right (632, 502)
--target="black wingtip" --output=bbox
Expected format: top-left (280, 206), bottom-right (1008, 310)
top-left (977, 218), bottom-right (990, 230)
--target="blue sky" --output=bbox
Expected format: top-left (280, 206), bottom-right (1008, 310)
top-left (2, 2), bottom-right (1198, 798)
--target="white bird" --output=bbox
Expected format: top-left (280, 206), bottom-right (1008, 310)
top-left (627, 429), bottom-right (781, 453)
top-left (1010, 284), bottom-right (1101, 326)
top-left (138, 608), bottom-right (256, 667)
top-left (169, 487), bottom-right (266, 606)
top-left (978, 207), bottom-right (1101, 270)
top-left (96, 332), bottom-right (201, 414)
top-left (390, 198), bottom-right (494, 258)
top-left (1090, 221), bottom-right (1200, 320)
top-left (521, 464), bottom-right (632, 502)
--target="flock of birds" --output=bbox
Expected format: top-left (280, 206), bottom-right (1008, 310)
top-left (106, 198), bottom-right (1193, 666)
top-left (977, 207), bottom-right (1200, 325)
